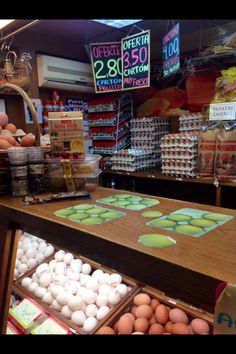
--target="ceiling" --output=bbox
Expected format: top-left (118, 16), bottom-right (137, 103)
top-left (2, 19), bottom-right (236, 62)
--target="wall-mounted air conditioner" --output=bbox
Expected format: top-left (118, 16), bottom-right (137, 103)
top-left (37, 54), bottom-right (94, 93)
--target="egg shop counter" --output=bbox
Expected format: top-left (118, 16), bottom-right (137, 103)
top-left (0, 187), bottom-right (236, 333)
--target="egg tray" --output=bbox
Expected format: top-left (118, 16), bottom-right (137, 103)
top-left (13, 249), bottom-right (138, 334)
top-left (96, 285), bottom-right (214, 334)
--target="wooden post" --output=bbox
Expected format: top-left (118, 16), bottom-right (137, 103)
top-left (216, 185), bottom-right (222, 207)
top-left (0, 221), bottom-right (20, 334)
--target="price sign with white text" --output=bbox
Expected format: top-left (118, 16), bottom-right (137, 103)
top-left (163, 23), bottom-right (180, 78)
top-left (90, 42), bottom-right (122, 93)
top-left (122, 30), bottom-right (150, 90)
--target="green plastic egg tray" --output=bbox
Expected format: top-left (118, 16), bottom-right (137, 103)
top-left (97, 194), bottom-right (160, 211)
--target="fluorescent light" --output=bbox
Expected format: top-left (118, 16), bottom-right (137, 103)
top-left (93, 19), bottom-right (142, 28)
top-left (0, 20), bottom-right (14, 30)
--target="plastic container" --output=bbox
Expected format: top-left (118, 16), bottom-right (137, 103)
top-left (10, 165), bottom-right (28, 178)
top-left (46, 154), bottom-right (101, 178)
top-left (49, 170), bottom-right (101, 192)
top-left (11, 178), bottom-right (29, 196)
top-left (8, 147), bottom-right (27, 165)
top-left (28, 163), bottom-right (44, 175)
top-left (27, 147), bottom-right (44, 163)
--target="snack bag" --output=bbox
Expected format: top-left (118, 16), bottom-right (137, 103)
top-left (215, 128), bottom-right (236, 181)
top-left (214, 283), bottom-right (236, 334)
top-left (197, 128), bottom-right (219, 177)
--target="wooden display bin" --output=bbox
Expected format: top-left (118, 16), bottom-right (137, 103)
top-left (13, 250), bottom-right (138, 334)
top-left (96, 285), bottom-right (214, 334)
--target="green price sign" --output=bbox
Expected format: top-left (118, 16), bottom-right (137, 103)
top-left (90, 42), bottom-right (122, 93)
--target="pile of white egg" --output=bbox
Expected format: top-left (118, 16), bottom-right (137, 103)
top-left (15, 232), bottom-right (54, 279)
top-left (21, 249), bottom-right (131, 333)
top-left (10, 293), bottom-right (21, 308)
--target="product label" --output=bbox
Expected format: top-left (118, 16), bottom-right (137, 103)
top-left (209, 102), bottom-right (236, 121)
top-left (9, 299), bottom-right (44, 329)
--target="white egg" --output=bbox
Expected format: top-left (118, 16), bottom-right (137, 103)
top-left (22, 242), bottom-right (32, 252)
top-left (14, 269), bottom-right (19, 279)
top-left (38, 242), bottom-right (47, 253)
top-left (18, 240), bottom-right (22, 248)
top-left (44, 245), bottom-right (54, 257)
top-left (16, 249), bottom-right (23, 260)
top-left (71, 311), bottom-right (86, 326)
top-left (54, 250), bottom-right (65, 262)
top-left (28, 282), bottom-right (39, 293)
top-left (49, 259), bottom-right (57, 271)
top-left (81, 263), bottom-right (92, 275)
top-left (76, 287), bottom-right (87, 297)
top-left (66, 269), bottom-right (80, 281)
top-left (96, 294), bottom-right (108, 308)
top-left (56, 291), bottom-right (72, 306)
top-left (116, 284), bottom-right (128, 297)
top-left (21, 277), bottom-right (32, 288)
top-left (96, 305), bottom-right (110, 321)
top-left (55, 262), bottom-right (66, 275)
top-left (15, 259), bottom-right (20, 268)
top-left (83, 317), bottom-right (98, 333)
top-left (32, 272), bottom-right (38, 282)
top-left (82, 289), bottom-right (97, 305)
top-left (98, 272), bottom-right (110, 284)
top-left (21, 255), bottom-right (28, 264)
top-left (70, 259), bottom-right (82, 273)
top-left (39, 273), bottom-right (52, 287)
top-left (108, 290), bottom-right (121, 306)
top-left (64, 281), bottom-right (78, 295)
top-left (63, 253), bottom-right (74, 265)
top-left (50, 285), bottom-right (64, 298)
top-left (61, 305), bottom-right (72, 319)
top-left (31, 241), bottom-right (39, 250)
top-left (85, 304), bottom-right (98, 318)
top-left (31, 236), bottom-right (39, 242)
top-left (67, 295), bottom-right (84, 311)
top-left (85, 278), bottom-right (99, 292)
top-left (52, 299), bottom-right (62, 311)
top-left (42, 292), bottom-right (54, 305)
top-left (35, 286), bottom-right (47, 299)
top-left (18, 263), bottom-right (28, 274)
top-left (22, 237), bottom-right (31, 244)
top-left (36, 263), bottom-right (49, 278)
top-left (27, 258), bottom-right (37, 269)
top-left (53, 274), bottom-right (67, 286)
top-left (108, 273), bottom-right (122, 287)
top-left (79, 273), bottom-right (90, 286)
top-left (35, 252), bottom-right (45, 264)
top-left (91, 269), bottom-right (103, 280)
top-left (98, 284), bottom-right (112, 296)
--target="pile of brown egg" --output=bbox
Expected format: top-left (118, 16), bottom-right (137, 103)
top-left (96, 292), bottom-right (210, 334)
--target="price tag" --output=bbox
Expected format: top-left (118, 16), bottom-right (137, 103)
top-left (90, 42), bottom-right (122, 93)
top-left (163, 23), bottom-right (180, 78)
top-left (122, 30), bottom-right (150, 90)
top-left (209, 102), bottom-right (236, 121)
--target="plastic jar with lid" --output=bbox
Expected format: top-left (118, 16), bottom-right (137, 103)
top-left (27, 147), bottom-right (44, 163)
top-left (11, 177), bottom-right (29, 196)
top-left (8, 147), bottom-right (28, 165)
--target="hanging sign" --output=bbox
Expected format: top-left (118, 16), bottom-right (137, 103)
top-left (122, 30), bottom-right (150, 90)
top-left (163, 23), bottom-right (180, 78)
top-left (90, 42), bottom-right (122, 93)
top-left (209, 102), bottom-right (236, 121)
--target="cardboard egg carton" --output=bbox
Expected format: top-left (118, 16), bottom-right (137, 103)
top-left (13, 248), bottom-right (138, 334)
top-left (96, 285), bottom-right (213, 334)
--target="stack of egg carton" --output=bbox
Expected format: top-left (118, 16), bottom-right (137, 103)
top-left (161, 133), bottom-right (198, 178)
top-left (179, 113), bottom-right (203, 132)
top-left (111, 149), bottom-right (155, 172)
top-left (130, 117), bottom-right (169, 167)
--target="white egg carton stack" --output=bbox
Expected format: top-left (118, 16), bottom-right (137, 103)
top-left (14, 232), bottom-right (55, 280)
top-left (15, 249), bottom-right (137, 334)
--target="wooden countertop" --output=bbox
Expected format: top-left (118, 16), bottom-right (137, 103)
top-left (0, 187), bottom-right (236, 311)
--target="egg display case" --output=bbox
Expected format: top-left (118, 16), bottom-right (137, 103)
top-left (95, 286), bottom-right (214, 334)
top-left (13, 249), bottom-right (138, 334)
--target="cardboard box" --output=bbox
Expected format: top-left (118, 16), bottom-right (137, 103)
top-left (30, 316), bottom-right (73, 334)
top-left (214, 283), bottom-right (236, 334)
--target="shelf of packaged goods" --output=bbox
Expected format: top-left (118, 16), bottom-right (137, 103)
top-left (88, 112), bottom-right (131, 127)
top-left (1, 187), bottom-right (236, 333)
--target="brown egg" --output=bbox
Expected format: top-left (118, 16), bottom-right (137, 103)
top-left (172, 322), bottom-right (190, 334)
top-left (131, 332), bottom-right (144, 334)
top-left (190, 318), bottom-right (210, 334)
top-left (117, 315), bottom-right (133, 334)
top-left (165, 321), bottom-right (174, 333)
top-left (149, 314), bottom-right (156, 325)
top-left (5, 123), bottom-right (17, 134)
top-left (148, 323), bottom-right (165, 334)
top-left (188, 325), bottom-right (194, 334)
top-left (134, 318), bottom-right (149, 333)
top-left (133, 293), bottom-right (151, 306)
top-left (20, 135), bottom-right (35, 147)
top-left (155, 304), bottom-right (169, 325)
top-left (0, 139), bottom-right (12, 150)
top-left (113, 320), bottom-right (119, 333)
top-left (96, 326), bottom-right (115, 334)
top-left (124, 313), bottom-right (136, 323)
top-left (150, 299), bottom-right (160, 311)
top-left (131, 305), bottom-right (138, 317)
top-left (136, 305), bottom-right (153, 319)
top-left (0, 135), bottom-right (18, 146)
top-left (169, 308), bottom-right (189, 324)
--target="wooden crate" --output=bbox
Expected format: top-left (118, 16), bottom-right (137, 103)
top-left (14, 248), bottom-right (138, 334)
top-left (95, 285), bottom-right (214, 334)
